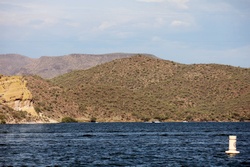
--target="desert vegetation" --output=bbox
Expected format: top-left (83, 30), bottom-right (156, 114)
top-left (61, 117), bottom-right (78, 123)
top-left (1, 55), bottom-right (249, 123)
top-left (51, 55), bottom-right (250, 122)
top-left (0, 103), bottom-right (37, 123)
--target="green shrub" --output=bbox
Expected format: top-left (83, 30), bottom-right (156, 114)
top-left (90, 117), bottom-right (97, 122)
top-left (12, 111), bottom-right (27, 119)
top-left (61, 117), bottom-right (78, 123)
top-left (141, 117), bottom-right (150, 122)
top-left (0, 114), bottom-right (5, 120)
top-left (35, 107), bottom-right (41, 113)
top-left (0, 119), bottom-right (6, 124)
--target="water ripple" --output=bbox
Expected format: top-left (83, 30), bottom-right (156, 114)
top-left (0, 122), bottom-right (249, 166)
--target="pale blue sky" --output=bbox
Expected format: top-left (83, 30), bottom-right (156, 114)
top-left (0, 0), bottom-right (249, 67)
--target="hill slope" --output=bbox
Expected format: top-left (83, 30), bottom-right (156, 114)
top-left (51, 55), bottom-right (250, 122)
top-left (0, 53), bottom-right (146, 78)
top-left (24, 75), bottom-right (79, 122)
top-left (1, 55), bottom-right (249, 123)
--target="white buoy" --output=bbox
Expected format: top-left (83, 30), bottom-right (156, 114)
top-left (225, 135), bottom-right (240, 155)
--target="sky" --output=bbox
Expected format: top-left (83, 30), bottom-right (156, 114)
top-left (0, 0), bottom-right (249, 67)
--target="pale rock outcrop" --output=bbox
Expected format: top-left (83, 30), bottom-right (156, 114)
top-left (0, 75), bottom-right (37, 116)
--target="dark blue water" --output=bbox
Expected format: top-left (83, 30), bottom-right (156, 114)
top-left (0, 122), bottom-right (249, 166)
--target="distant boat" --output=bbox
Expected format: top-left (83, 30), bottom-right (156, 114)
top-left (182, 121), bottom-right (188, 123)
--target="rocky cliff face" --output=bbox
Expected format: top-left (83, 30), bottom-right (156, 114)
top-left (0, 75), bottom-right (37, 116)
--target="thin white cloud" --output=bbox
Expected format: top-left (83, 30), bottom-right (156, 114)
top-left (0, 1), bottom-right (61, 28)
top-left (192, 1), bottom-right (233, 13)
top-left (152, 36), bottom-right (162, 42)
top-left (171, 0), bottom-right (189, 9)
top-left (170, 20), bottom-right (190, 27)
top-left (97, 21), bottom-right (117, 31)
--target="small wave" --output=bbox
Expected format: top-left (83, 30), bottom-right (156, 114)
top-left (116, 134), bottom-right (128, 137)
top-left (172, 134), bottom-right (186, 136)
top-left (240, 161), bottom-right (250, 166)
top-left (82, 134), bottom-right (95, 138)
top-left (216, 133), bottom-right (228, 136)
top-left (0, 131), bottom-right (8, 134)
top-left (105, 130), bottom-right (123, 133)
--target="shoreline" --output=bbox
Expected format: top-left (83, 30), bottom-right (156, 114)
top-left (1, 120), bottom-right (249, 125)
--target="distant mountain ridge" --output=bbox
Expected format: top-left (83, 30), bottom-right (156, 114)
top-left (0, 53), bottom-right (151, 78)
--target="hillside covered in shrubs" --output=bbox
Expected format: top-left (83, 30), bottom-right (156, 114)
top-left (1, 55), bottom-right (250, 123)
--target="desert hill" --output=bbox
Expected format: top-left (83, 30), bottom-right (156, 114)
top-left (51, 55), bottom-right (250, 122)
top-left (0, 53), bottom-right (145, 78)
top-left (1, 55), bottom-right (249, 123)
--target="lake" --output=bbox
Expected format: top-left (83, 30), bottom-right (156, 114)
top-left (0, 122), bottom-right (249, 166)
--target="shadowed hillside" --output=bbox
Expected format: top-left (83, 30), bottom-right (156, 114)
top-left (0, 54), bottom-right (32, 75)
top-left (51, 55), bottom-right (250, 122)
